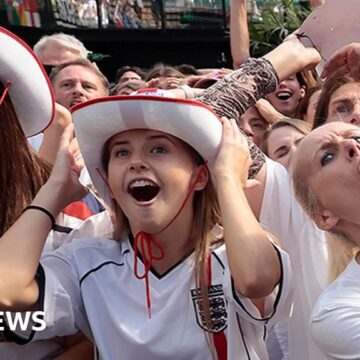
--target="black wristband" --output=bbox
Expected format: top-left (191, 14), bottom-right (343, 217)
top-left (22, 205), bottom-right (56, 229)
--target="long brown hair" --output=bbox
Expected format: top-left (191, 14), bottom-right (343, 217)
top-left (102, 134), bottom-right (223, 354)
top-left (0, 83), bottom-right (51, 235)
top-left (295, 85), bottom-right (322, 121)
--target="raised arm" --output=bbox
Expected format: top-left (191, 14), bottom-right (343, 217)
top-left (230, 0), bottom-right (250, 68)
top-left (38, 103), bottom-right (73, 164)
top-left (0, 125), bottom-right (88, 311)
top-left (214, 117), bottom-right (280, 298)
top-left (198, 35), bottom-right (320, 121)
top-left (197, 36), bottom-right (320, 214)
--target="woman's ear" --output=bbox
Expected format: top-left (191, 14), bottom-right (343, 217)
top-left (193, 165), bottom-right (209, 191)
top-left (313, 209), bottom-right (340, 231)
top-left (300, 87), bottom-right (306, 99)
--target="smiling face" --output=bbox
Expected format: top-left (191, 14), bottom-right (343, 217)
top-left (267, 125), bottom-right (305, 170)
top-left (106, 129), bottom-right (207, 234)
top-left (266, 75), bottom-right (305, 117)
top-left (293, 122), bottom-right (360, 229)
top-left (327, 83), bottom-right (360, 126)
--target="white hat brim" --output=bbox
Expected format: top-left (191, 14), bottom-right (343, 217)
top-left (0, 27), bottom-right (54, 137)
top-left (72, 95), bottom-right (223, 207)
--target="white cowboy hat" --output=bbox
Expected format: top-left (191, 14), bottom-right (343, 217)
top-left (0, 27), bottom-right (54, 137)
top-left (72, 95), bottom-right (223, 206)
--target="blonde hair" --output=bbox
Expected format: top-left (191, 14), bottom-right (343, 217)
top-left (292, 155), bottom-right (359, 283)
top-left (34, 33), bottom-right (89, 59)
top-left (326, 231), bottom-right (359, 283)
top-left (102, 134), bottom-right (223, 355)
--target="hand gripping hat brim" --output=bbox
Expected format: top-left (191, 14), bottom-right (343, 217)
top-left (0, 27), bottom-right (54, 137)
top-left (72, 95), bottom-right (223, 207)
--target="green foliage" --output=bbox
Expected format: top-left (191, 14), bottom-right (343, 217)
top-left (249, 0), bottom-right (311, 57)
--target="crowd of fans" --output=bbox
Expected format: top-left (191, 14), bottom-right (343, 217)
top-left (1, 0), bottom-right (360, 359)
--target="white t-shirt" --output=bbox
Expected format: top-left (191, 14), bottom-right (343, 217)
top-left (17, 236), bottom-right (293, 360)
top-left (311, 257), bottom-right (360, 359)
top-left (259, 158), bottom-right (328, 360)
top-left (0, 211), bottom-right (112, 360)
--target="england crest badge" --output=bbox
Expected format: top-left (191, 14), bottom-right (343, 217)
top-left (191, 284), bottom-right (228, 333)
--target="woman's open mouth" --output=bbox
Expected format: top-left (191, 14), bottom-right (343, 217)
top-left (128, 179), bottom-right (160, 202)
top-left (276, 91), bottom-right (292, 101)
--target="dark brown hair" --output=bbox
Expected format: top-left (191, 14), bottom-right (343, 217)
top-left (115, 66), bottom-right (145, 84)
top-left (175, 64), bottom-right (199, 76)
top-left (313, 74), bottom-right (356, 129)
top-left (0, 83), bottom-right (51, 235)
top-left (298, 69), bottom-right (318, 90)
top-left (295, 85), bottom-right (322, 120)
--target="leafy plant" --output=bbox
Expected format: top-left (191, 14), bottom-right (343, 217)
top-left (249, 0), bottom-right (311, 57)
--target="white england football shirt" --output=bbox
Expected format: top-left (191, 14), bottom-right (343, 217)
top-left (19, 236), bottom-right (293, 360)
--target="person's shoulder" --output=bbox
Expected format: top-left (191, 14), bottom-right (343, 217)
top-left (314, 257), bottom-right (360, 311)
top-left (71, 236), bottom-right (126, 256)
top-left (311, 259), bottom-right (360, 357)
top-left (45, 236), bottom-right (128, 264)
top-left (42, 237), bottom-right (130, 281)
top-left (71, 236), bottom-right (120, 248)
top-left (311, 258), bottom-right (360, 329)
top-left (265, 156), bottom-right (288, 181)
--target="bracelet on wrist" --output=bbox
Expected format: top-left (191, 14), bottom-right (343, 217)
top-left (179, 85), bottom-right (195, 100)
top-left (22, 205), bottom-right (56, 230)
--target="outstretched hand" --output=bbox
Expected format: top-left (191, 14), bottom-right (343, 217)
top-left (47, 124), bottom-right (89, 208)
top-left (321, 42), bottom-right (360, 80)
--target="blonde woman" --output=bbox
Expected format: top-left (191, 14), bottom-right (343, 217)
top-left (292, 121), bottom-right (360, 359)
